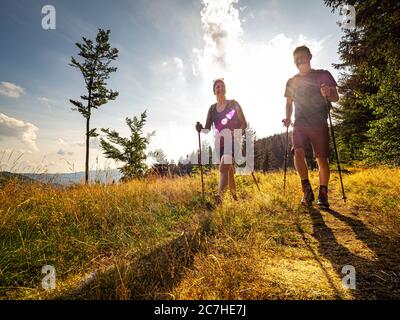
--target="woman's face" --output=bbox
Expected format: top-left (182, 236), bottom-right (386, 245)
top-left (214, 81), bottom-right (226, 96)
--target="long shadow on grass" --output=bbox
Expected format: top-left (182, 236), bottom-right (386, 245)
top-left (305, 207), bottom-right (400, 299)
top-left (296, 220), bottom-right (344, 299)
top-left (325, 208), bottom-right (400, 299)
top-left (56, 214), bottom-right (213, 300)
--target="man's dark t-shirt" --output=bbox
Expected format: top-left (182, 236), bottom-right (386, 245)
top-left (285, 69), bottom-right (337, 126)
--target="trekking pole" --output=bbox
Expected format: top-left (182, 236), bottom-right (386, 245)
top-left (196, 122), bottom-right (205, 200)
top-left (282, 120), bottom-right (290, 195)
top-left (325, 99), bottom-right (347, 203)
top-left (251, 171), bottom-right (261, 192)
top-left (241, 129), bottom-right (261, 193)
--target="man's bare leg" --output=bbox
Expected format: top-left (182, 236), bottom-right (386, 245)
top-left (294, 148), bottom-right (314, 205)
top-left (294, 148), bottom-right (308, 180)
top-left (316, 157), bottom-right (330, 207)
top-left (316, 157), bottom-right (330, 186)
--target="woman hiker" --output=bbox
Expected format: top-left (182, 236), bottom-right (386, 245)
top-left (196, 78), bottom-right (248, 202)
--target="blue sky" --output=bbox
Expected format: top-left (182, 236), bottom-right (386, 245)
top-left (0, 0), bottom-right (345, 173)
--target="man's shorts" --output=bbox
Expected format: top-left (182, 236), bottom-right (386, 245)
top-left (291, 124), bottom-right (330, 158)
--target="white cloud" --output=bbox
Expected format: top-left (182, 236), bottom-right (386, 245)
top-left (161, 57), bottom-right (185, 74)
top-left (173, 57), bottom-right (184, 70)
top-left (0, 82), bottom-right (25, 98)
top-left (153, 56), bottom-right (187, 93)
top-left (193, 0), bottom-right (328, 138)
top-left (191, 64), bottom-right (198, 77)
top-left (37, 97), bottom-right (51, 103)
top-left (37, 96), bottom-right (53, 111)
top-left (57, 138), bottom-right (67, 145)
top-left (198, 0), bottom-right (243, 80)
top-left (0, 113), bottom-right (39, 151)
top-left (67, 137), bottom-right (100, 149)
top-left (89, 137), bottom-right (101, 149)
top-left (56, 136), bottom-right (96, 152)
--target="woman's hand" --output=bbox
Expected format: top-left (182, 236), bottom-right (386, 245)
top-left (196, 122), bottom-right (203, 132)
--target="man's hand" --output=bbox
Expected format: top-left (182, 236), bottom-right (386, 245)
top-left (320, 83), bottom-right (331, 98)
top-left (282, 118), bottom-right (291, 128)
top-left (196, 122), bottom-right (203, 133)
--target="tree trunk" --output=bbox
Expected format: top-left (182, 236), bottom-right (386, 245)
top-left (85, 115), bottom-right (90, 184)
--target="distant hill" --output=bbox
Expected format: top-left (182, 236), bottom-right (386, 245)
top-left (22, 170), bottom-right (123, 186)
top-left (0, 171), bottom-right (38, 186)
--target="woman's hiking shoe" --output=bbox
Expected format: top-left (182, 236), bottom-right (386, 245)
top-left (301, 179), bottom-right (315, 206)
top-left (317, 186), bottom-right (330, 209)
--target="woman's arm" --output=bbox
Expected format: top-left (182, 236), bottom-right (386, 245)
top-left (234, 101), bottom-right (247, 130)
top-left (196, 106), bottom-right (213, 133)
top-left (204, 107), bottom-right (212, 130)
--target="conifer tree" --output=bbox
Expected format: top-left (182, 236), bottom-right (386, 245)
top-left (69, 29), bottom-right (119, 183)
top-left (100, 111), bottom-right (153, 181)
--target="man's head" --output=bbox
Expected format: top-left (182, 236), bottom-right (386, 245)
top-left (213, 78), bottom-right (226, 96)
top-left (293, 46), bottom-right (312, 72)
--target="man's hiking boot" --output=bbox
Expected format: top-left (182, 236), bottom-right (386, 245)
top-left (301, 179), bottom-right (315, 206)
top-left (317, 186), bottom-right (330, 209)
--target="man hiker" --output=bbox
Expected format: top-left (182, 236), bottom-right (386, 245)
top-left (283, 46), bottom-right (339, 208)
top-left (196, 78), bottom-right (247, 202)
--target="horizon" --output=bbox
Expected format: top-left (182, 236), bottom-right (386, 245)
top-left (0, 0), bottom-right (345, 174)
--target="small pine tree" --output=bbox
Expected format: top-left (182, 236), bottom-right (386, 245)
top-left (100, 111), bottom-right (154, 181)
top-left (69, 29), bottom-right (119, 183)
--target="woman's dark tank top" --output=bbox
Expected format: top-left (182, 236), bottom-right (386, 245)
top-left (211, 100), bottom-right (242, 148)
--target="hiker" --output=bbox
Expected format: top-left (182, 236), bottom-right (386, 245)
top-left (283, 45), bottom-right (339, 208)
top-left (196, 78), bottom-right (247, 201)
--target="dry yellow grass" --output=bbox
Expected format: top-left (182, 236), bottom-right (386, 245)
top-left (1, 167), bottom-right (399, 299)
top-left (171, 168), bottom-right (400, 300)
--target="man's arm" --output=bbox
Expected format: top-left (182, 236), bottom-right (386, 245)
top-left (321, 83), bottom-right (339, 103)
top-left (321, 71), bottom-right (339, 103)
top-left (328, 86), bottom-right (339, 102)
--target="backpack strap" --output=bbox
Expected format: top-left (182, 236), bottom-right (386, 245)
top-left (230, 100), bottom-right (241, 115)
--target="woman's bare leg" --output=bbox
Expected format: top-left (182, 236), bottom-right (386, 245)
top-left (219, 155), bottom-right (230, 196)
top-left (227, 164), bottom-right (237, 199)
